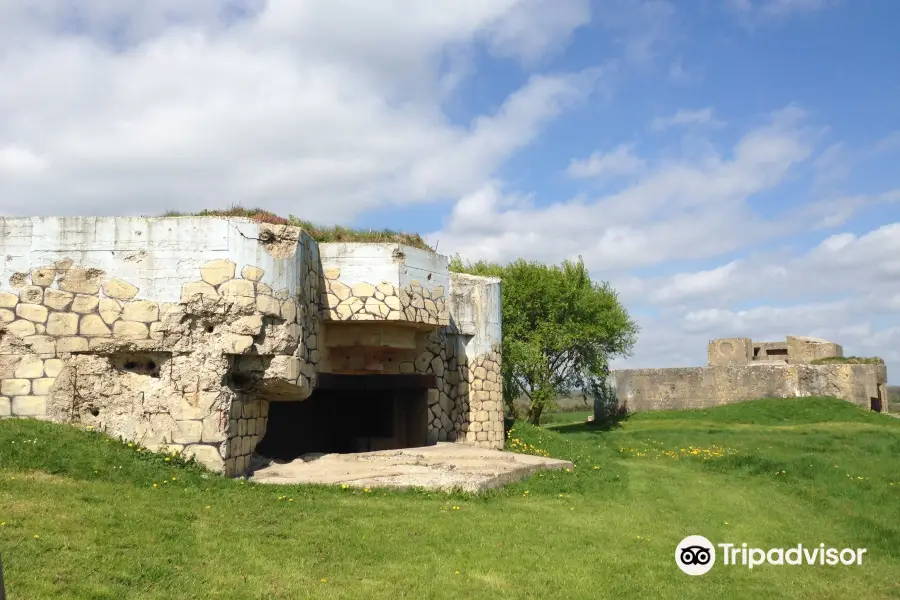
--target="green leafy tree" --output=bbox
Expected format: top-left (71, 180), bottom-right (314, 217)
top-left (450, 255), bottom-right (638, 425)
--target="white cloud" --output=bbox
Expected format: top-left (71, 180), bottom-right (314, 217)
top-left (729, 0), bottom-right (839, 22)
top-left (650, 107), bottom-right (722, 131)
top-left (811, 142), bottom-right (851, 187)
top-left (608, 218), bottom-right (900, 376)
top-left (566, 144), bottom-right (646, 179)
top-left (433, 105), bottom-right (814, 269)
top-left (0, 0), bottom-right (593, 220)
top-left (649, 261), bottom-right (742, 304)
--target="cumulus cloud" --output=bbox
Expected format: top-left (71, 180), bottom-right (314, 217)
top-left (0, 0), bottom-right (594, 221)
top-left (432, 105), bottom-right (814, 269)
top-left (566, 144), bottom-right (646, 179)
top-left (649, 107), bottom-right (722, 131)
top-left (608, 218), bottom-right (900, 374)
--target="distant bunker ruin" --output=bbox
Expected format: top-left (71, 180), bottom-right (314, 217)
top-left (608, 336), bottom-right (888, 414)
top-left (0, 216), bottom-right (570, 491)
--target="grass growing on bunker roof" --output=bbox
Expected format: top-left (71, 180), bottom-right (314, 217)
top-left (808, 356), bottom-right (885, 365)
top-left (161, 205), bottom-right (434, 251)
top-left (2, 396), bottom-right (900, 599)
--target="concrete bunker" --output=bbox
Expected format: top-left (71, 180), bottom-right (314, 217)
top-left (256, 373), bottom-right (431, 460)
top-left (1, 216), bottom-right (539, 491)
top-left (607, 336), bottom-right (888, 415)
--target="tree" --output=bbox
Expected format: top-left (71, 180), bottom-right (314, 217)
top-left (450, 255), bottom-right (638, 426)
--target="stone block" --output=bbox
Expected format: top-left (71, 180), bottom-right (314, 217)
top-left (0, 309), bottom-right (13, 323)
top-left (220, 279), bottom-right (255, 298)
top-left (113, 321), bottom-right (149, 339)
top-left (12, 395), bottom-right (47, 416)
top-left (14, 355), bottom-right (44, 378)
top-left (44, 359), bottom-right (64, 377)
top-left (224, 334), bottom-right (254, 353)
top-left (32, 378), bottom-right (55, 395)
top-left (15, 303), bottom-right (48, 323)
top-left (80, 315), bottom-right (112, 337)
top-left (430, 356), bottom-right (445, 377)
top-left (0, 396), bottom-right (9, 416)
top-left (42, 289), bottom-right (74, 311)
top-left (324, 267), bottom-right (341, 280)
top-left (330, 282), bottom-right (351, 302)
top-left (47, 312), bottom-right (79, 336)
top-left (184, 445), bottom-right (224, 470)
top-left (57, 337), bottom-right (89, 352)
top-left (0, 292), bottom-right (18, 308)
top-left (59, 269), bottom-right (102, 295)
top-left (102, 278), bottom-right (139, 300)
top-left (241, 265), bottom-right (264, 281)
top-left (1, 379), bottom-right (30, 395)
top-left (351, 282), bottom-right (376, 297)
top-left (122, 300), bottom-right (159, 323)
top-left (281, 299), bottom-right (298, 323)
top-left (19, 286), bottom-right (44, 305)
top-left (181, 281), bottom-right (219, 303)
top-left (99, 298), bottom-right (122, 324)
top-left (229, 315), bottom-right (263, 336)
top-left (256, 295), bottom-right (281, 317)
top-left (201, 417), bottom-right (227, 442)
top-left (22, 335), bottom-right (55, 355)
top-left (173, 420), bottom-right (202, 444)
top-left (72, 295), bottom-right (100, 314)
top-left (200, 259), bottom-right (236, 286)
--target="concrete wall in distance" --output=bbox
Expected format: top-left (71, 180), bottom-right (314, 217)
top-left (707, 338), bottom-right (753, 366)
top-left (787, 336), bottom-right (843, 364)
top-left (611, 363), bottom-right (888, 413)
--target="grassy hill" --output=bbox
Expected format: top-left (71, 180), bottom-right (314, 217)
top-left (1, 397), bottom-right (899, 599)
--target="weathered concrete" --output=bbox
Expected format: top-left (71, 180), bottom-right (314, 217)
top-left (707, 335), bottom-right (843, 366)
top-left (248, 443), bottom-right (573, 493)
top-left (0, 217), bottom-right (506, 478)
top-left (609, 336), bottom-right (887, 415)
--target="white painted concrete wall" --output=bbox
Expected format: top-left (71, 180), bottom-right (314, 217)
top-left (0, 217), bottom-right (306, 301)
top-left (318, 243), bottom-right (450, 295)
top-left (449, 273), bottom-right (502, 356)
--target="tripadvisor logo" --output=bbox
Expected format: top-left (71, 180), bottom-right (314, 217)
top-left (675, 536), bottom-right (867, 575)
top-left (676, 535), bottom-right (716, 575)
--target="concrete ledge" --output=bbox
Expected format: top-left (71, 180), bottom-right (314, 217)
top-left (247, 443), bottom-right (573, 493)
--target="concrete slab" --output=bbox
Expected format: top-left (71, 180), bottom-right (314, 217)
top-left (247, 443), bottom-right (573, 493)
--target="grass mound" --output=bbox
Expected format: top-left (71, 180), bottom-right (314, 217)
top-left (2, 396), bottom-right (899, 599)
top-left (161, 205), bottom-right (434, 251)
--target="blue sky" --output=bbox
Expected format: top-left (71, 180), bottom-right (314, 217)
top-left (1, 0), bottom-right (898, 376)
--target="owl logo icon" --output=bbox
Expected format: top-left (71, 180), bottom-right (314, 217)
top-left (675, 536), bottom-right (716, 575)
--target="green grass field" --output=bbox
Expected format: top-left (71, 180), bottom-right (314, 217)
top-left (1, 397), bottom-right (899, 599)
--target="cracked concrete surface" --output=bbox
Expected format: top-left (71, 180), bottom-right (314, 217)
top-left (248, 443), bottom-right (573, 493)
